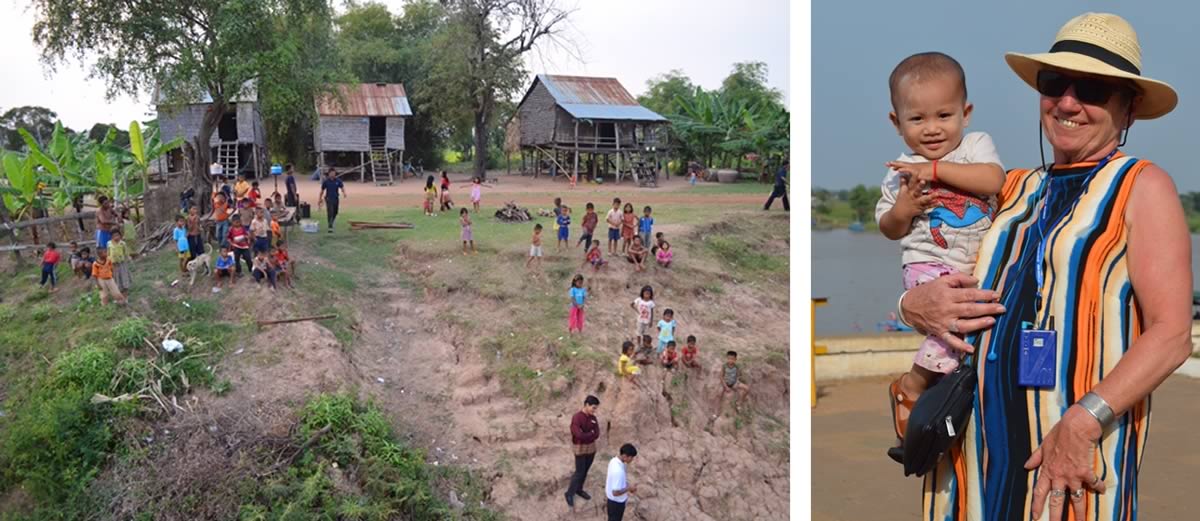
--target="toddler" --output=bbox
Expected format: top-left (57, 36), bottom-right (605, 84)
top-left (875, 52), bottom-right (1005, 450)
top-left (41, 242), bottom-right (61, 292)
top-left (617, 340), bottom-right (640, 378)
top-left (213, 245), bottom-right (235, 292)
top-left (525, 223), bottom-right (544, 272)
top-left (656, 241), bottom-right (673, 268)
top-left (582, 240), bottom-right (607, 272)
top-left (660, 341), bottom-right (679, 369)
top-left (682, 335), bottom-right (699, 368)
top-left (656, 309), bottom-right (677, 354)
top-left (423, 176), bottom-right (438, 216)
top-left (556, 206), bottom-right (571, 252)
top-left (568, 274), bottom-right (588, 335)
top-left (460, 208), bottom-right (476, 255)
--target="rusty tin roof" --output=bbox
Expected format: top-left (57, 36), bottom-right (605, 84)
top-left (315, 83), bottom-right (413, 117)
top-left (530, 75), bottom-right (666, 122)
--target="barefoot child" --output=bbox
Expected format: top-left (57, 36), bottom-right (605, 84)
top-left (620, 203), bottom-right (637, 253)
top-left (681, 335), bottom-right (700, 368)
top-left (471, 177), bottom-right (482, 213)
top-left (660, 341), bottom-right (679, 369)
top-left (91, 248), bottom-right (127, 305)
top-left (655, 241), bottom-right (673, 268)
top-left (460, 208), bottom-right (476, 255)
top-left (874, 52), bottom-right (1004, 452)
top-left (252, 250), bottom-right (277, 290)
top-left (423, 176), bottom-right (438, 216)
top-left (617, 340), bottom-right (641, 380)
top-left (173, 216), bottom-right (189, 273)
top-left (577, 203), bottom-right (597, 250)
top-left (582, 240), bottom-right (607, 272)
top-left (630, 285), bottom-right (656, 339)
top-left (626, 238), bottom-right (647, 272)
top-left (108, 230), bottom-right (133, 293)
top-left (556, 206), bottom-right (571, 252)
top-left (635, 335), bottom-right (655, 365)
top-left (568, 274), bottom-right (588, 335)
top-left (714, 351), bottom-right (750, 416)
top-left (525, 223), bottom-right (544, 272)
top-left (605, 198), bottom-right (622, 255)
top-left (69, 241), bottom-right (84, 279)
top-left (656, 309), bottom-right (677, 355)
top-left (213, 245), bottom-right (235, 292)
top-left (638, 206), bottom-right (654, 249)
top-left (40, 242), bottom-right (61, 292)
top-left (273, 244), bottom-right (294, 287)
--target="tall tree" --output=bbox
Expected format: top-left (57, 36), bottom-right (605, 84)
top-left (720, 61), bottom-right (783, 110)
top-left (31, 0), bottom-right (339, 201)
top-left (637, 71), bottom-right (697, 117)
top-left (432, 0), bottom-right (573, 178)
top-left (0, 106), bottom-right (61, 151)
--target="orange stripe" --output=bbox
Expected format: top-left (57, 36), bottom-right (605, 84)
top-left (999, 169), bottom-right (1029, 207)
top-left (953, 443), bottom-right (968, 518)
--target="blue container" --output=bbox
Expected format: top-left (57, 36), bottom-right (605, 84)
top-left (270, 164), bottom-right (283, 176)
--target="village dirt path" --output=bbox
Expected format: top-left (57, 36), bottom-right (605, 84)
top-left (812, 375), bottom-right (1200, 520)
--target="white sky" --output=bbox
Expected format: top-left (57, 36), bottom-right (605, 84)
top-left (0, 0), bottom-right (789, 131)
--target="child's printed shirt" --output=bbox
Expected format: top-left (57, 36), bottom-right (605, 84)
top-left (874, 131), bottom-right (1002, 273)
top-left (657, 319), bottom-right (677, 342)
top-left (633, 298), bottom-right (655, 324)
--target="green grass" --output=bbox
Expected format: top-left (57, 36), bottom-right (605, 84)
top-left (704, 235), bottom-right (787, 275)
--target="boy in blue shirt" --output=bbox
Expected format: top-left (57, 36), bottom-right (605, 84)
top-left (638, 206), bottom-right (654, 249)
top-left (173, 215), bottom-right (189, 273)
top-left (556, 206), bottom-right (572, 253)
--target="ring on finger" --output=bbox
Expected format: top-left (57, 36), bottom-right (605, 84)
top-left (1071, 489), bottom-right (1085, 500)
top-left (1049, 489), bottom-right (1065, 497)
top-left (948, 319), bottom-right (959, 334)
top-left (1089, 476), bottom-right (1101, 487)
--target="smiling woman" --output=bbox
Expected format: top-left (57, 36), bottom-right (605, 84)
top-left (899, 12), bottom-right (1193, 521)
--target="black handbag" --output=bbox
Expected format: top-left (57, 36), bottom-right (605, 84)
top-left (900, 355), bottom-right (978, 477)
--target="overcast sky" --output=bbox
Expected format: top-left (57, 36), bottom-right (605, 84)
top-left (0, 0), bottom-right (789, 132)
top-left (814, 0), bottom-right (1200, 191)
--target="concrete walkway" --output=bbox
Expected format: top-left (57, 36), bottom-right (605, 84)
top-left (812, 374), bottom-right (1200, 520)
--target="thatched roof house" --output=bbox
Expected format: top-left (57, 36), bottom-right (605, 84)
top-left (509, 75), bottom-right (669, 183)
top-left (154, 80), bottom-right (266, 178)
top-left (313, 83), bottom-right (412, 185)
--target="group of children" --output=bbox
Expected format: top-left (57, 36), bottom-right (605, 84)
top-left (38, 233), bottom-right (134, 306)
top-left (526, 197), bottom-right (674, 274)
top-left (426, 172), bottom-right (485, 217)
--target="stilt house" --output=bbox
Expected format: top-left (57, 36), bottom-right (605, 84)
top-left (313, 83), bottom-right (411, 185)
top-left (155, 81), bottom-right (267, 179)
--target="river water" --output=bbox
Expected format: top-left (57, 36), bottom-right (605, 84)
top-left (811, 230), bottom-right (1200, 335)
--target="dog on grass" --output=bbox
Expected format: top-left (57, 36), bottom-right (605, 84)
top-left (186, 245), bottom-right (212, 286)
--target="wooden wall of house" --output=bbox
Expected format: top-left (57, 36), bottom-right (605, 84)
top-left (157, 103), bottom-right (266, 147)
top-left (386, 117), bottom-right (405, 150)
top-left (517, 82), bottom-right (557, 145)
top-left (316, 116), bottom-right (371, 152)
top-left (550, 112), bottom-right (643, 148)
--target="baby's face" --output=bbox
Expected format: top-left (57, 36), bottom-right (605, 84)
top-left (890, 74), bottom-right (971, 161)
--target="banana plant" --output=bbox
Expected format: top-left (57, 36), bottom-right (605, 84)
top-left (1, 152), bottom-right (47, 220)
top-left (126, 120), bottom-right (183, 200)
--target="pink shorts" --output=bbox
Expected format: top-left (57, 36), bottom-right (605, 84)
top-left (903, 261), bottom-right (961, 374)
top-left (569, 306), bottom-right (585, 332)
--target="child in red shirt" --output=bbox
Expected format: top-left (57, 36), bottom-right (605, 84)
top-left (682, 335), bottom-right (700, 368)
top-left (40, 242), bottom-right (61, 292)
top-left (660, 341), bottom-right (679, 369)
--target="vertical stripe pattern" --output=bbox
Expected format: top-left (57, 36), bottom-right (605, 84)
top-left (923, 155), bottom-right (1151, 521)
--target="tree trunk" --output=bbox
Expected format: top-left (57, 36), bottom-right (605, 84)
top-left (189, 100), bottom-right (227, 216)
top-left (473, 106), bottom-right (490, 180)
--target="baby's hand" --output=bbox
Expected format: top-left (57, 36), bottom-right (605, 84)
top-left (893, 174), bottom-right (935, 218)
top-left (886, 161), bottom-right (935, 183)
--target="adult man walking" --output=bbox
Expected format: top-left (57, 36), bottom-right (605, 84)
top-left (605, 444), bottom-right (638, 521)
top-left (317, 169), bottom-right (347, 233)
top-left (565, 395), bottom-right (601, 509)
top-left (763, 162), bottom-right (789, 211)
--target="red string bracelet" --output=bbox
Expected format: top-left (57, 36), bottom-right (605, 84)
top-left (931, 160), bottom-right (939, 183)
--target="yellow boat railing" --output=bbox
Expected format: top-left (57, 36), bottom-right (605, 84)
top-left (811, 297), bottom-right (828, 408)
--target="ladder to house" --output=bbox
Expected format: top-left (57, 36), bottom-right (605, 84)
top-left (369, 137), bottom-right (393, 186)
top-left (216, 143), bottom-right (239, 178)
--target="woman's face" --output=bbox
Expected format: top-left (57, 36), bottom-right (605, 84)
top-left (1040, 72), bottom-right (1133, 163)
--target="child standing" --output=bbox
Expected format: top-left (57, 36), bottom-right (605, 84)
top-left (681, 335), bottom-right (699, 368)
top-left (656, 309), bottom-right (677, 355)
top-left (460, 208), bottom-right (476, 255)
top-left (251, 208), bottom-right (270, 254)
top-left (713, 351), bottom-right (750, 416)
top-left (638, 206), bottom-right (654, 249)
top-left (605, 198), bottom-right (622, 255)
top-left (440, 171), bottom-right (453, 211)
top-left (620, 203), bottom-right (637, 253)
top-left (78, 247), bottom-right (96, 279)
top-left (173, 216), bottom-right (189, 273)
top-left (660, 341), bottom-right (679, 369)
top-left (40, 242), bottom-right (60, 292)
top-left (423, 176), bottom-right (438, 216)
top-left (69, 241), bottom-right (84, 279)
top-left (630, 285), bottom-right (656, 340)
top-left (471, 177), bottom-right (482, 213)
top-left (212, 190), bottom-right (232, 248)
top-left (578, 202), bottom-right (597, 250)
top-left (655, 241), bottom-right (673, 268)
top-left (582, 240), bottom-right (607, 272)
top-left (213, 245), bottom-right (235, 292)
top-left (525, 223), bottom-right (544, 272)
top-left (227, 218), bottom-right (254, 276)
top-left (91, 248), bottom-right (127, 305)
top-left (556, 206), bottom-right (571, 252)
top-left (874, 52), bottom-right (1004, 449)
top-left (108, 230), bottom-right (133, 293)
top-left (186, 206), bottom-right (204, 260)
top-left (568, 274), bottom-right (588, 335)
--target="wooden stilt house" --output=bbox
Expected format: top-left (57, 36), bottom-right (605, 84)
top-left (509, 75), bottom-right (670, 184)
top-left (313, 83), bottom-right (411, 185)
top-left (156, 81), bottom-right (267, 179)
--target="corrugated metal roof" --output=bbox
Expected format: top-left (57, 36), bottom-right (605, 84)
top-left (536, 75), bottom-right (666, 122)
top-left (315, 83), bottom-right (413, 117)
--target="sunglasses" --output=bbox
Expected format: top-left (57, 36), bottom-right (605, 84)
top-left (1036, 70), bottom-right (1132, 106)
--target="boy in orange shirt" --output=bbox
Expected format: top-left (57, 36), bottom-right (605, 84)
top-left (91, 248), bottom-right (127, 306)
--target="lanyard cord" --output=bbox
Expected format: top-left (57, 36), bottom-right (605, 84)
top-left (1030, 150), bottom-right (1119, 327)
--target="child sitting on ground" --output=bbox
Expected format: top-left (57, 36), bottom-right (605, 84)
top-left (276, 242), bottom-right (296, 279)
top-left (269, 246), bottom-right (293, 289)
top-left (582, 240), bottom-right (607, 272)
top-left (656, 241), bottom-right (673, 268)
top-left (874, 52), bottom-right (1004, 456)
top-left (682, 335), bottom-right (700, 368)
top-left (635, 335), bottom-right (655, 365)
top-left (650, 232), bottom-right (666, 255)
top-left (661, 341), bottom-right (679, 370)
top-left (40, 242), bottom-right (61, 292)
top-left (213, 245), bottom-right (235, 292)
top-left (525, 223), bottom-right (544, 273)
top-left (714, 351), bottom-right (750, 417)
top-left (77, 247), bottom-right (96, 280)
top-left (627, 236), bottom-right (648, 272)
top-left (617, 340), bottom-right (641, 380)
top-left (252, 250), bottom-right (277, 290)
top-left (656, 309), bottom-right (677, 355)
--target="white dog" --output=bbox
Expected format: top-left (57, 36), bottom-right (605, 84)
top-left (186, 245), bottom-right (212, 286)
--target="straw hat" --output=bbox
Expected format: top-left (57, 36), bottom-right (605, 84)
top-left (1005, 12), bottom-right (1177, 120)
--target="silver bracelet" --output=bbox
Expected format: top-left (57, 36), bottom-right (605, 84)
top-left (1075, 391), bottom-right (1116, 430)
top-left (896, 290), bottom-right (913, 329)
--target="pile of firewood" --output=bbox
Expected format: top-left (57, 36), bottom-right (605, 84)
top-left (137, 222), bottom-right (175, 256)
top-left (495, 202), bottom-right (532, 223)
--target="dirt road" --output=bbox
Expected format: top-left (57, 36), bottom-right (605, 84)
top-left (812, 375), bottom-right (1200, 520)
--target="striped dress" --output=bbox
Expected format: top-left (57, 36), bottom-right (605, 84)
top-left (924, 154), bottom-right (1151, 521)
